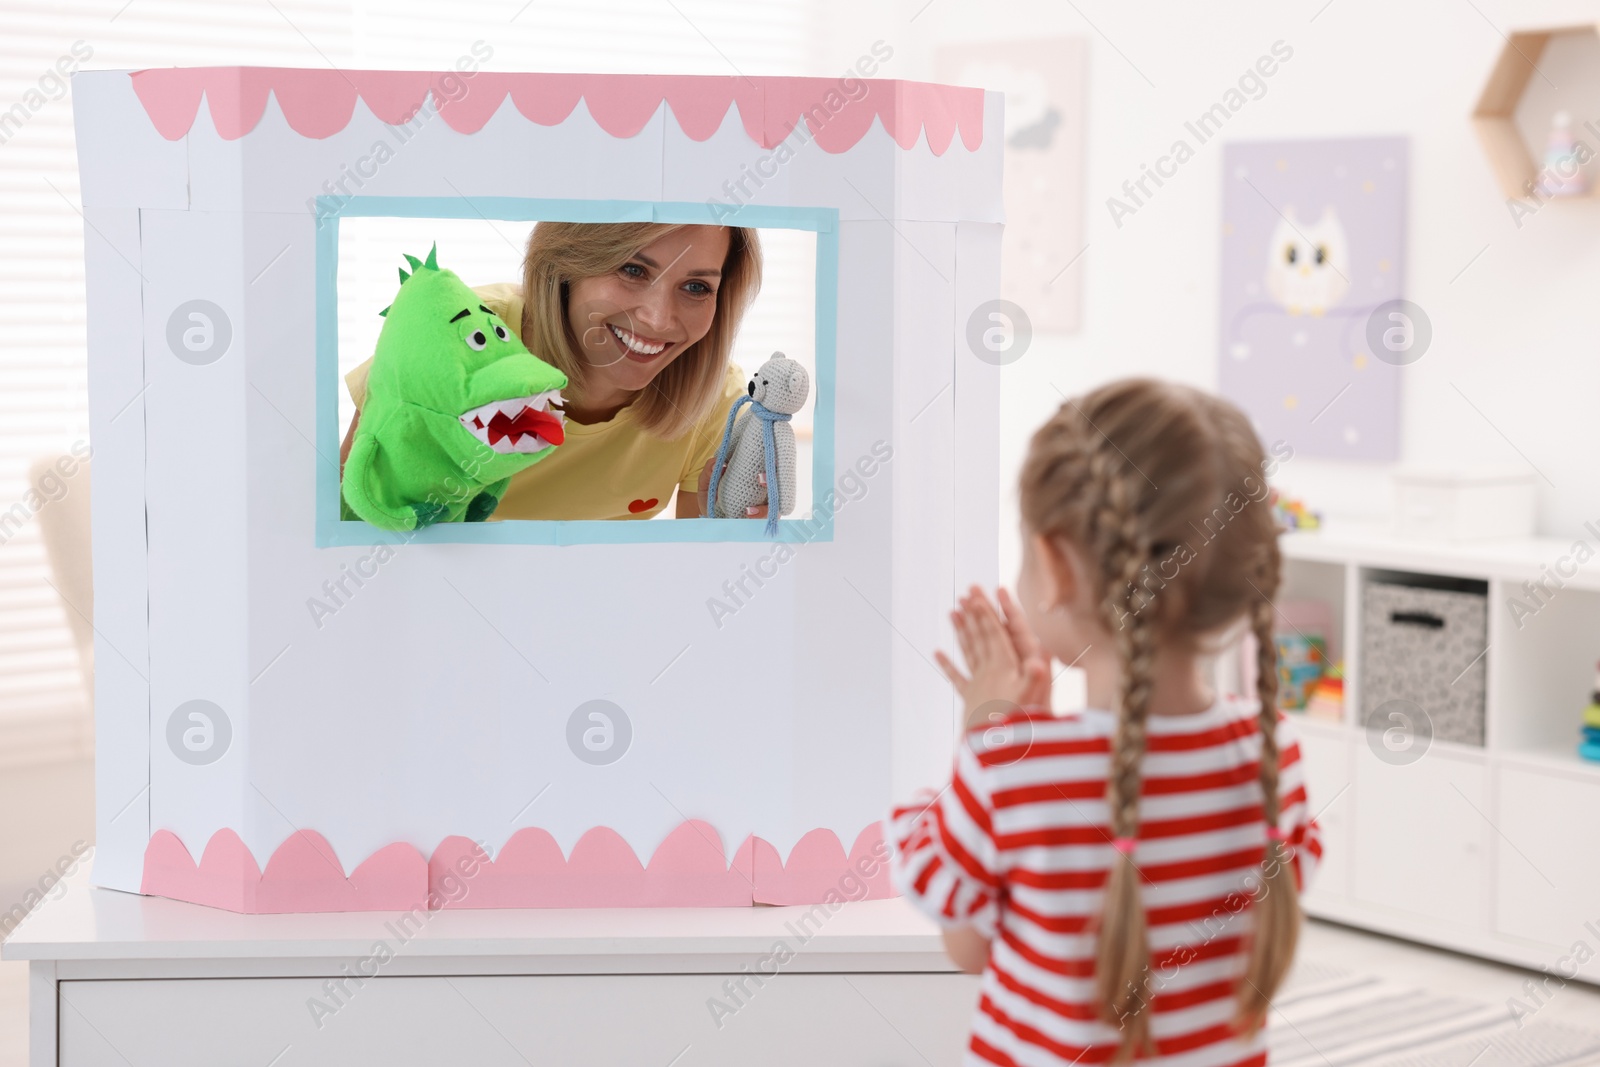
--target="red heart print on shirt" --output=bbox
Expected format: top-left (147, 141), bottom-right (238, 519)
top-left (628, 498), bottom-right (659, 513)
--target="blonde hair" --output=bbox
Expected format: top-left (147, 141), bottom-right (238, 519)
top-left (520, 222), bottom-right (762, 438)
top-left (1017, 378), bottom-right (1297, 1058)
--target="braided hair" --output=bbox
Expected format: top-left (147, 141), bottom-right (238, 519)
top-left (1017, 380), bottom-right (1299, 1057)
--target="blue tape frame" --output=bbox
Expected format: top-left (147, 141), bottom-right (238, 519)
top-left (314, 196), bottom-right (838, 547)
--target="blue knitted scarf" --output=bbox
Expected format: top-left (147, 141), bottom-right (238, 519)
top-left (705, 394), bottom-right (789, 536)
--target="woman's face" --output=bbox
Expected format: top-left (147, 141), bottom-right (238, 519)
top-left (565, 226), bottom-right (731, 395)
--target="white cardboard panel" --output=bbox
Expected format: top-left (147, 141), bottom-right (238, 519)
top-left (190, 94), bottom-right (666, 214)
top-left (84, 206), bottom-right (153, 890)
top-left (952, 222), bottom-right (1003, 593)
top-left (923, 221), bottom-right (1005, 799)
top-left (775, 221), bottom-right (901, 855)
top-left (246, 549), bottom-right (880, 868)
top-left (159, 73), bottom-right (1000, 225)
top-left (895, 89), bottom-right (1006, 226)
top-left (239, 212), bottom-right (339, 856)
top-left (71, 71), bottom-right (189, 212)
top-left (185, 112), bottom-right (246, 214)
top-left (971, 90), bottom-right (1008, 223)
top-left (663, 76), bottom-right (1004, 223)
top-left (83, 210), bottom-right (153, 894)
top-left (341, 95), bottom-right (665, 205)
top-left (187, 89), bottom-right (353, 216)
top-left (142, 210), bottom-right (253, 850)
top-left (887, 222), bottom-right (960, 806)
top-left (783, 120), bottom-right (901, 226)
top-left (661, 98), bottom-right (796, 212)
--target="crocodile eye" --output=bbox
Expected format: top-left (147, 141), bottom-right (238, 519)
top-left (466, 330), bottom-right (488, 351)
top-left (492, 323), bottom-right (509, 341)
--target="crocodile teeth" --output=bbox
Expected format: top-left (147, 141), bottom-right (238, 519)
top-left (458, 390), bottom-right (566, 454)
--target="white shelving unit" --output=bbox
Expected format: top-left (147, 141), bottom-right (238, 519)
top-left (1277, 523), bottom-right (1600, 979)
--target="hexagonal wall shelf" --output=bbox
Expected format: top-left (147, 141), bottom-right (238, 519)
top-left (1473, 23), bottom-right (1600, 199)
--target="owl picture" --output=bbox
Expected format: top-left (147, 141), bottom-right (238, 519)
top-left (1265, 205), bottom-right (1350, 316)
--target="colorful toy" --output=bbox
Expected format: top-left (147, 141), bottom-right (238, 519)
top-left (705, 352), bottom-right (809, 536)
top-left (1275, 631), bottom-right (1327, 710)
top-left (1270, 488), bottom-right (1322, 531)
top-left (1580, 660), bottom-right (1600, 762)
top-left (340, 245), bottom-right (569, 531)
top-left (1539, 111), bottom-right (1589, 198)
top-left (1305, 660), bottom-right (1344, 722)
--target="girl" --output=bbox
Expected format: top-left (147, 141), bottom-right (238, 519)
top-left (890, 379), bottom-right (1321, 1065)
top-left (341, 222), bottom-right (767, 521)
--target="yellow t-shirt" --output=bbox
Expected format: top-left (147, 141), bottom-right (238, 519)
top-left (345, 282), bottom-right (745, 521)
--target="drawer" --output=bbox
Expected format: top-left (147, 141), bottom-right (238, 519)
top-left (1352, 745), bottom-right (1487, 929)
top-left (61, 972), bottom-right (982, 1066)
top-left (1493, 763), bottom-right (1600, 950)
top-left (1295, 724), bottom-right (1353, 904)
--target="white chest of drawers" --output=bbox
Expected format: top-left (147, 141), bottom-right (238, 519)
top-left (4, 866), bottom-right (980, 1066)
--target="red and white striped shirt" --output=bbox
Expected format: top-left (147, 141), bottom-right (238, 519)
top-left (889, 699), bottom-right (1322, 1066)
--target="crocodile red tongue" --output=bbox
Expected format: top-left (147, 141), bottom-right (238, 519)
top-left (482, 405), bottom-right (564, 448)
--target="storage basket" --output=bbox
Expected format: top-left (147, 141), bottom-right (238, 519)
top-left (1360, 576), bottom-right (1488, 746)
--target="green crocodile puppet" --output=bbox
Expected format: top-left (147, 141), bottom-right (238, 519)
top-left (340, 244), bottom-right (569, 530)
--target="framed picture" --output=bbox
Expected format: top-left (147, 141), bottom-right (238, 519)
top-left (1219, 136), bottom-right (1409, 461)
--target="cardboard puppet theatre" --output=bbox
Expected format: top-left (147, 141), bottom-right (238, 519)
top-left (75, 67), bottom-right (1003, 911)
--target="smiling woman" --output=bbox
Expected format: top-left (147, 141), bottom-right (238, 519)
top-left (338, 221), bottom-right (766, 522)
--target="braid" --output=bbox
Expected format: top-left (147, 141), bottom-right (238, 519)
top-left (1253, 571), bottom-right (1282, 828)
top-left (1095, 453), bottom-right (1158, 838)
top-left (1234, 542), bottom-right (1301, 1036)
top-left (1090, 448), bottom-right (1158, 1059)
top-left (1017, 380), bottom-right (1308, 1048)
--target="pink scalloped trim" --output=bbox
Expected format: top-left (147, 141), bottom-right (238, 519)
top-left (142, 829), bottom-right (430, 913)
top-left (124, 69), bottom-right (984, 154)
top-left (428, 821), bottom-right (757, 909)
top-left (142, 822), bottom-right (893, 913)
top-left (752, 824), bottom-right (890, 906)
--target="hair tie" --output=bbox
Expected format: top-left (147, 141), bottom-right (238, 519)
top-left (1111, 837), bottom-right (1137, 855)
top-left (1266, 827), bottom-right (1287, 842)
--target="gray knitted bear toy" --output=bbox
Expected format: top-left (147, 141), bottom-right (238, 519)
top-left (705, 352), bottom-right (810, 535)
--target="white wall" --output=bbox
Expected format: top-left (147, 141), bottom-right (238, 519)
top-left (815, 0), bottom-right (1600, 584)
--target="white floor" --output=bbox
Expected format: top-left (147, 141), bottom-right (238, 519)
top-left (4, 917), bottom-right (1599, 1066)
top-left (1296, 918), bottom-right (1600, 1028)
